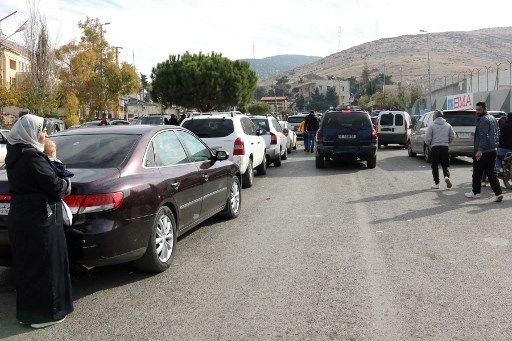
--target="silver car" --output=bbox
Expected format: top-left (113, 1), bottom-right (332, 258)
top-left (408, 110), bottom-right (476, 162)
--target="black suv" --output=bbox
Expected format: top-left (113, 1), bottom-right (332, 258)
top-left (315, 111), bottom-right (378, 169)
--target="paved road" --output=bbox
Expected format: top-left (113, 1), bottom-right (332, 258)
top-left (1, 146), bottom-right (512, 340)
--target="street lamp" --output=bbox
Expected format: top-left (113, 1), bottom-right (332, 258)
top-left (485, 65), bottom-right (492, 92)
top-left (495, 62), bottom-right (502, 90)
top-left (475, 68), bottom-right (481, 92)
top-left (420, 30), bottom-right (432, 110)
top-left (99, 22), bottom-right (110, 117)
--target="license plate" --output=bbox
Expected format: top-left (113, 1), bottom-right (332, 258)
top-left (339, 134), bottom-right (356, 139)
top-left (457, 133), bottom-right (471, 139)
top-left (0, 203), bottom-right (10, 215)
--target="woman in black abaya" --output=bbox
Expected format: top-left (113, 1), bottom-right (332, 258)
top-left (5, 114), bottom-right (73, 328)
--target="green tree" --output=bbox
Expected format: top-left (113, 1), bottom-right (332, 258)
top-left (295, 94), bottom-right (306, 112)
top-left (308, 88), bottom-right (329, 111)
top-left (55, 17), bottom-right (141, 120)
top-left (247, 102), bottom-right (272, 115)
top-left (273, 76), bottom-right (292, 97)
top-left (150, 52), bottom-right (257, 112)
top-left (325, 86), bottom-right (339, 109)
top-left (255, 86), bottom-right (267, 100)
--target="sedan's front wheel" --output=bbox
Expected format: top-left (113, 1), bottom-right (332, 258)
top-left (135, 206), bottom-right (177, 273)
top-left (221, 176), bottom-right (241, 219)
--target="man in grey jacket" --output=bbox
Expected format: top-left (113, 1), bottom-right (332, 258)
top-left (426, 110), bottom-right (455, 189)
top-left (465, 102), bottom-right (503, 202)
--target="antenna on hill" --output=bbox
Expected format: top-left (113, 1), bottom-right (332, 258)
top-left (252, 43), bottom-right (255, 59)
top-left (338, 26), bottom-right (343, 51)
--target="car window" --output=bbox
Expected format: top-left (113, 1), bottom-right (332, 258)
top-left (250, 118), bottom-right (270, 132)
top-left (240, 117), bottom-right (256, 135)
top-left (140, 116), bottom-right (164, 125)
top-left (144, 141), bottom-right (156, 167)
top-left (0, 133), bottom-right (6, 144)
top-left (52, 134), bottom-right (139, 168)
top-left (287, 116), bottom-right (305, 123)
top-left (271, 118), bottom-right (283, 132)
top-left (182, 119), bottom-right (234, 138)
top-left (395, 114), bottom-right (404, 126)
top-left (152, 131), bottom-right (189, 167)
top-left (380, 113), bottom-right (394, 126)
top-left (414, 116), bottom-right (424, 130)
top-left (322, 112), bottom-right (372, 129)
top-left (443, 112), bottom-right (477, 126)
top-left (176, 130), bottom-right (211, 162)
top-left (422, 114), bottom-right (431, 128)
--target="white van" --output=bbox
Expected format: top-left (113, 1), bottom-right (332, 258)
top-left (377, 111), bottom-right (412, 149)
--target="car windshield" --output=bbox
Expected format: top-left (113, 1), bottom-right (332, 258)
top-left (52, 134), bottom-right (140, 168)
top-left (443, 112), bottom-right (477, 126)
top-left (288, 116), bottom-right (305, 123)
top-left (322, 112), bottom-right (371, 129)
top-left (250, 119), bottom-right (270, 131)
top-left (140, 117), bottom-right (164, 125)
top-left (182, 119), bottom-right (234, 138)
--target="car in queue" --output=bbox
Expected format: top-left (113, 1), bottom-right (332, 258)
top-left (0, 125), bottom-right (242, 273)
top-left (279, 121), bottom-right (298, 153)
top-left (249, 115), bottom-right (288, 167)
top-left (287, 114), bottom-right (307, 139)
top-left (377, 111), bottom-right (412, 149)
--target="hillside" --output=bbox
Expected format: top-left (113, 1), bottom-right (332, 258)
top-left (243, 55), bottom-right (321, 81)
top-left (260, 27), bottom-right (512, 88)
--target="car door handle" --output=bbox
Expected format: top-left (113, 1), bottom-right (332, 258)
top-left (202, 173), bottom-right (209, 181)
top-left (170, 181), bottom-right (180, 190)
top-left (251, 142), bottom-right (254, 145)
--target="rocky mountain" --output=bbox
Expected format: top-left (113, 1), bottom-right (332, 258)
top-left (243, 55), bottom-right (322, 81)
top-left (259, 27), bottom-right (512, 88)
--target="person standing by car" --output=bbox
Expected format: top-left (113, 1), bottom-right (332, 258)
top-left (465, 102), bottom-right (503, 202)
top-left (305, 111), bottom-right (319, 153)
top-left (425, 110), bottom-right (455, 189)
top-left (169, 114), bottom-right (179, 125)
top-left (5, 114), bottom-right (73, 328)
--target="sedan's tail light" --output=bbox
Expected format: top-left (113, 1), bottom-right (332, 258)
top-left (64, 192), bottom-right (123, 214)
top-left (0, 194), bottom-right (12, 203)
top-left (270, 132), bottom-right (277, 145)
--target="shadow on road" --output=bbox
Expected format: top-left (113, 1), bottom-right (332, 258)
top-left (378, 154), bottom-right (473, 172)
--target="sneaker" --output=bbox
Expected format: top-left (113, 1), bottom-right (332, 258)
top-left (444, 177), bottom-right (452, 189)
top-left (482, 181), bottom-right (489, 187)
top-left (31, 317), bottom-right (66, 329)
top-left (494, 194), bottom-right (504, 202)
top-left (465, 192), bottom-right (481, 199)
top-left (431, 183), bottom-right (440, 189)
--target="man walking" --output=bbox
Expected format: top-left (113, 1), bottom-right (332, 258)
top-left (425, 110), bottom-right (455, 189)
top-left (465, 102), bottom-right (503, 202)
top-left (304, 111), bottom-right (319, 153)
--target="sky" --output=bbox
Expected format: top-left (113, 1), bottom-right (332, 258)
top-left (1, 0), bottom-right (511, 77)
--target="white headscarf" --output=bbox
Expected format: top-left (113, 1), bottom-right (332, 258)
top-left (7, 114), bottom-right (46, 152)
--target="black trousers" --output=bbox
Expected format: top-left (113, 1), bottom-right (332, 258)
top-left (431, 146), bottom-right (450, 184)
top-left (472, 150), bottom-right (502, 195)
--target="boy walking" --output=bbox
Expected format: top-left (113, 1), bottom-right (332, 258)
top-left (426, 110), bottom-right (455, 189)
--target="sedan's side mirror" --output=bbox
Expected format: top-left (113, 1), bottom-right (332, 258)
top-left (215, 150), bottom-right (229, 161)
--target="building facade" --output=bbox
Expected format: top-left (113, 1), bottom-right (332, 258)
top-left (0, 37), bottom-right (30, 89)
top-left (295, 79), bottom-right (351, 107)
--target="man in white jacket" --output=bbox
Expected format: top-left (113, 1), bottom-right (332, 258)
top-left (425, 110), bottom-right (455, 189)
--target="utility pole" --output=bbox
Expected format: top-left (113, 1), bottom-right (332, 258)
top-left (99, 21), bottom-right (110, 117)
top-left (113, 46), bottom-right (123, 119)
top-left (419, 30), bottom-right (432, 110)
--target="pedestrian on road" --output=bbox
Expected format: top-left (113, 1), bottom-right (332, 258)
top-left (98, 113), bottom-right (108, 126)
top-left (305, 111), bottom-right (319, 153)
top-left (465, 102), bottom-right (503, 202)
top-left (425, 110), bottom-right (455, 189)
top-left (299, 119), bottom-right (307, 151)
top-left (178, 113), bottom-right (187, 125)
top-left (5, 114), bottom-right (74, 328)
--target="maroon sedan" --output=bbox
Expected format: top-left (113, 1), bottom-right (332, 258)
top-left (0, 125), bottom-right (242, 273)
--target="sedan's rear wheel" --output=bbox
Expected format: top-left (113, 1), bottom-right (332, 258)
top-left (407, 141), bottom-right (416, 157)
top-left (135, 206), bottom-right (176, 273)
top-left (242, 159), bottom-right (254, 188)
top-left (274, 150), bottom-right (282, 167)
top-left (281, 147), bottom-right (288, 160)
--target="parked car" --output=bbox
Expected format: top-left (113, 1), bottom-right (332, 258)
top-left (0, 130), bottom-right (9, 164)
top-left (315, 110), bottom-right (378, 169)
top-left (0, 125), bottom-right (242, 272)
top-left (279, 121), bottom-right (298, 153)
top-left (408, 110), bottom-right (476, 162)
top-left (46, 118), bottom-right (66, 135)
top-left (138, 115), bottom-right (175, 125)
top-left (488, 110), bottom-right (507, 119)
top-left (249, 115), bottom-right (288, 167)
top-left (111, 120), bottom-right (131, 125)
top-left (287, 114), bottom-right (307, 139)
top-left (81, 120), bottom-right (110, 127)
top-left (377, 110), bottom-right (412, 149)
top-left (181, 113), bottom-right (266, 188)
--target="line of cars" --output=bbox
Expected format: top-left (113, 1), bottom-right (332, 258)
top-left (0, 111), bottom-right (295, 274)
